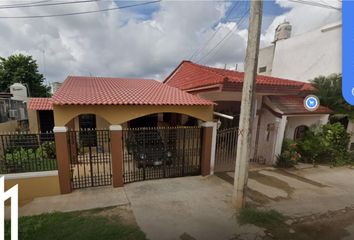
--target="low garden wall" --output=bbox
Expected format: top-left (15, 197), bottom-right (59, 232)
top-left (4, 171), bottom-right (60, 205)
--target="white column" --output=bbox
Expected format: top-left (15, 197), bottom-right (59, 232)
top-left (273, 116), bottom-right (287, 164)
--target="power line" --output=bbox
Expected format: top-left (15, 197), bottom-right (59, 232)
top-left (196, 5), bottom-right (249, 64)
top-left (288, 0), bottom-right (341, 11)
top-left (0, 0), bottom-right (51, 7)
top-left (189, 1), bottom-right (240, 61)
top-left (0, 0), bottom-right (161, 19)
top-left (0, 0), bottom-right (100, 9)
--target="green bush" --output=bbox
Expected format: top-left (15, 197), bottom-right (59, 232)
top-left (3, 142), bottom-right (57, 173)
top-left (277, 139), bottom-right (301, 168)
top-left (297, 123), bottom-right (351, 166)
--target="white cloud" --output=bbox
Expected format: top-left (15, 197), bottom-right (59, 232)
top-left (0, 0), bottom-right (342, 84)
top-left (261, 0), bottom-right (341, 45)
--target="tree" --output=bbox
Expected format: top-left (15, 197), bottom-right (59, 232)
top-left (0, 54), bottom-right (50, 97)
top-left (312, 74), bottom-right (354, 121)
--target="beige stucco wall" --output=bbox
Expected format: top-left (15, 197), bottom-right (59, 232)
top-left (53, 105), bottom-right (213, 126)
top-left (0, 120), bottom-right (18, 133)
top-left (5, 171), bottom-right (60, 205)
top-left (27, 109), bottom-right (39, 132)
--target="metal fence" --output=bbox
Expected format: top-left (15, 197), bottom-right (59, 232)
top-left (68, 129), bottom-right (112, 189)
top-left (0, 132), bottom-right (57, 174)
top-left (214, 127), bottom-right (239, 172)
top-left (122, 126), bottom-right (202, 183)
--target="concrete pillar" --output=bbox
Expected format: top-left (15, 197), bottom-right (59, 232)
top-left (53, 126), bottom-right (72, 194)
top-left (274, 116), bottom-right (287, 163)
top-left (200, 121), bottom-right (215, 176)
top-left (210, 122), bottom-right (217, 175)
top-left (109, 125), bottom-right (124, 187)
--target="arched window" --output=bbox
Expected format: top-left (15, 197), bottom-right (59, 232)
top-left (294, 125), bottom-right (309, 140)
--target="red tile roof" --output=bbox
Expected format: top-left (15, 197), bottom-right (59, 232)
top-left (165, 61), bottom-right (313, 93)
top-left (52, 76), bottom-right (213, 106)
top-left (28, 98), bottom-right (53, 110)
top-left (268, 96), bottom-right (332, 115)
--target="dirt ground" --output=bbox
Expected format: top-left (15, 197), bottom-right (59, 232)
top-left (262, 207), bottom-right (354, 240)
top-left (219, 164), bottom-right (354, 240)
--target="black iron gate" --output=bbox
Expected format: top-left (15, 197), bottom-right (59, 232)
top-left (122, 126), bottom-right (202, 183)
top-left (68, 130), bottom-right (112, 189)
top-left (214, 127), bottom-right (239, 172)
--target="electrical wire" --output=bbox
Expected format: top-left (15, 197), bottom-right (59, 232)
top-left (0, 0), bottom-right (51, 7)
top-left (0, 0), bottom-right (161, 19)
top-left (288, 0), bottom-right (341, 11)
top-left (0, 0), bottom-right (99, 9)
top-left (196, 5), bottom-right (249, 64)
top-left (189, 1), bottom-right (240, 61)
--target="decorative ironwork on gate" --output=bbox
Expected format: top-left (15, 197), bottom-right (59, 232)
top-left (122, 126), bottom-right (202, 183)
top-left (68, 129), bottom-right (112, 189)
top-left (214, 127), bottom-right (239, 172)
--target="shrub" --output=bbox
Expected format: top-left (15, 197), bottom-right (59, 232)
top-left (277, 139), bottom-right (301, 168)
top-left (41, 141), bottom-right (56, 159)
top-left (3, 141), bottom-right (57, 173)
top-left (297, 123), bottom-right (351, 166)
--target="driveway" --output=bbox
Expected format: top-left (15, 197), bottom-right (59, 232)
top-left (222, 165), bottom-right (354, 217)
top-left (124, 176), bottom-right (262, 240)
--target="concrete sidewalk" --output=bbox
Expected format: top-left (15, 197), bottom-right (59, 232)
top-left (124, 175), bottom-right (262, 240)
top-left (11, 186), bottom-right (129, 217)
top-left (12, 175), bottom-right (263, 240)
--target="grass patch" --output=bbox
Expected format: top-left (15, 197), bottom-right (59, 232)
top-left (5, 208), bottom-right (146, 240)
top-left (238, 207), bottom-right (286, 228)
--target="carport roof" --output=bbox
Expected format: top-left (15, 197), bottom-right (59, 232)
top-left (28, 97), bottom-right (53, 110)
top-left (268, 96), bottom-right (332, 115)
top-left (52, 76), bottom-right (213, 106)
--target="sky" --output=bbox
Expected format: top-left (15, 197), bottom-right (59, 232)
top-left (0, 0), bottom-right (342, 84)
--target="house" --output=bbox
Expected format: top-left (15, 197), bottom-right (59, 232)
top-left (26, 76), bottom-right (215, 194)
top-left (257, 21), bottom-right (341, 82)
top-left (257, 21), bottom-right (354, 149)
top-left (28, 76), bottom-right (213, 131)
top-left (164, 60), bottom-right (332, 165)
top-left (0, 83), bottom-right (29, 132)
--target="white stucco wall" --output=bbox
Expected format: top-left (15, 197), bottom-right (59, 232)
top-left (271, 23), bottom-right (341, 82)
top-left (257, 45), bottom-right (275, 76)
top-left (255, 107), bottom-right (280, 165)
top-left (284, 114), bottom-right (329, 140)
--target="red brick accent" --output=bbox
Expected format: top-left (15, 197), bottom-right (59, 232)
top-left (110, 130), bottom-right (124, 187)
top-left (201, 126), bottom-right (212, 176)
top-left (54, 131), bottom-right (72, 194)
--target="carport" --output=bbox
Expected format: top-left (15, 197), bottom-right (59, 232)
top-left (51, 76), bottom-right (215, 194)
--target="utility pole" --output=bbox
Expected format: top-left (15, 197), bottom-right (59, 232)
top-left (232, 0), bottom-right (263, 209)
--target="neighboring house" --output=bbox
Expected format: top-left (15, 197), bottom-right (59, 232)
top-left (0, 84), bottom-right (29, 132)
top-left (257, 21), bottom-right (341, 82)
top-left (257, 21), bottom-right (354, 148)
top-left (50, 82), bottom-right (63, 94)
top-left (164, 60), bottom-right (332, 164)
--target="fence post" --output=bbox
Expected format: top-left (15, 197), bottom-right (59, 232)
top-left (200, 121), bottom-right (216, 176)
top-left (53, 126), bottom-right (72, 194)
top-left (109, 125), bottom-right (124, 187)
